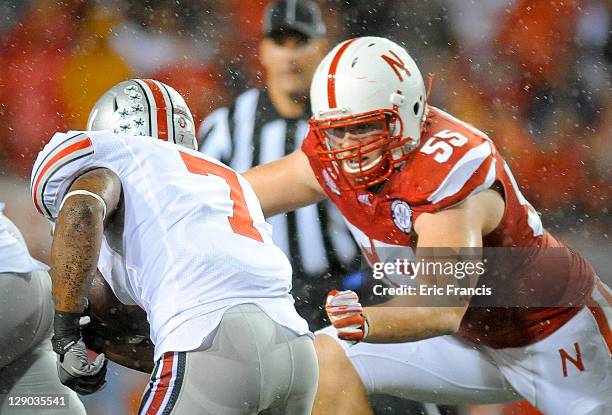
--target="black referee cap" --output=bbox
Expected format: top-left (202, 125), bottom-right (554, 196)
top-left (263, 0), bottom-right (326, 39)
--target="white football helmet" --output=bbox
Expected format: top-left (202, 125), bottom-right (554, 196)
top-left (87, 79), bottom-right (197, 150)
top-left (309, 37), bottom-right (426, 190)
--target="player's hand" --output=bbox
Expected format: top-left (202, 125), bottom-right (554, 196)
top-left (325, 290), bottom-right (369, 343)
top-left (52, 311), bottom-right (108, 395)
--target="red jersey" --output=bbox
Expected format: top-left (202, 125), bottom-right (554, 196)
top-left (302, 106), bottom-right (595, 348)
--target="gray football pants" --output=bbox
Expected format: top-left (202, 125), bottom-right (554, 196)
top-left (138, 303), bottom-right (318, 415)
top-left (0, 269), bottom-right (86, 415)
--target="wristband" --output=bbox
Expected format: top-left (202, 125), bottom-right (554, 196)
top-left (52, 311), bottom-right (82, 355)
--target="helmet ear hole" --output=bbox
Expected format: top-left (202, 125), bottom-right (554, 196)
top-left (413, 102), bottom-right (420, 115)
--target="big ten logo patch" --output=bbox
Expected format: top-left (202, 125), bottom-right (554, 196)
top-left (391, 200), bottom-right (412, 233)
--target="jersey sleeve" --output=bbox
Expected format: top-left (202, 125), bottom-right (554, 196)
top-left (300, 127), bottom-right (317, 156)
top-left (300, 128), bottom-right (332, 190)
top-left (30, 131), bottom-right (96, 220)
top-left (300, 127), bottom-right (325, 174)
top-left (406, 138), bottom-right (499, 220)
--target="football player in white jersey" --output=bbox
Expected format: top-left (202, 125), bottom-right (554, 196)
top-left (0, 205), bottom-right (86, 414)
top-left (31, 79), bottom-right (318, 415)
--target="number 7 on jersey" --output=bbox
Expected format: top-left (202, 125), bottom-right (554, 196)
top-left (179, 150), bottom-right (263, 242)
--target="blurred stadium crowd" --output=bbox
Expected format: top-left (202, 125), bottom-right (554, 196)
top-left (1, 0), bottom-right (611, 256)
top-left (0, 1), bottom-right (610, 414)
top-left (1, 0), bottom-right (610, 262)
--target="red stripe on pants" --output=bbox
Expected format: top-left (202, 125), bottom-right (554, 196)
top-left (146, 353), bottom-right (175, 414)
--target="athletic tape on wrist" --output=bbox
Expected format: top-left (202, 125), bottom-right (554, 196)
top-left (362, 314), bottom-right (370, 341)
top-left (59, 190), bottom-right (107, 220)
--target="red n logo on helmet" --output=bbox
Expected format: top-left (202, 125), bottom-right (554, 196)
top-left (381, 51), bottom-right (411, 82)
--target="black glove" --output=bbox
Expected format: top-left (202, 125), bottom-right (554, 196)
top-left (52, 311), bottom-right (108, 395)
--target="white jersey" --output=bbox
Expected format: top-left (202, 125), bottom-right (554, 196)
top-left (31, 130), bottom-right (310, 360)
top-left (0, 203), bottom-right (48, 274)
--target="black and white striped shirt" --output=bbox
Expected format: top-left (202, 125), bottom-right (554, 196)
top-left (198, 88), bottom-right (360, 328)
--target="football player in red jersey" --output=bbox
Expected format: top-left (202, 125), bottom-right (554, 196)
top-left (243, 36), bottom-right (612, 415)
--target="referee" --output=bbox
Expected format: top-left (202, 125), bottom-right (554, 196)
top-left (198, 0), bottom-right (360, 330)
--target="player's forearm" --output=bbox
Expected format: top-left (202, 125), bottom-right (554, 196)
top-left (363, 305), bottom-right (465, 343)
top-left (51, 198), bottom-right (105, 313)
top-left (104, 346), bottom-right (154, 373)
top-left (258, 184), bottom-right (325, 217)
top-left (244, 149), bottom-right (326, 217)
top-left (245, 164), bottom-right (325, 217)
